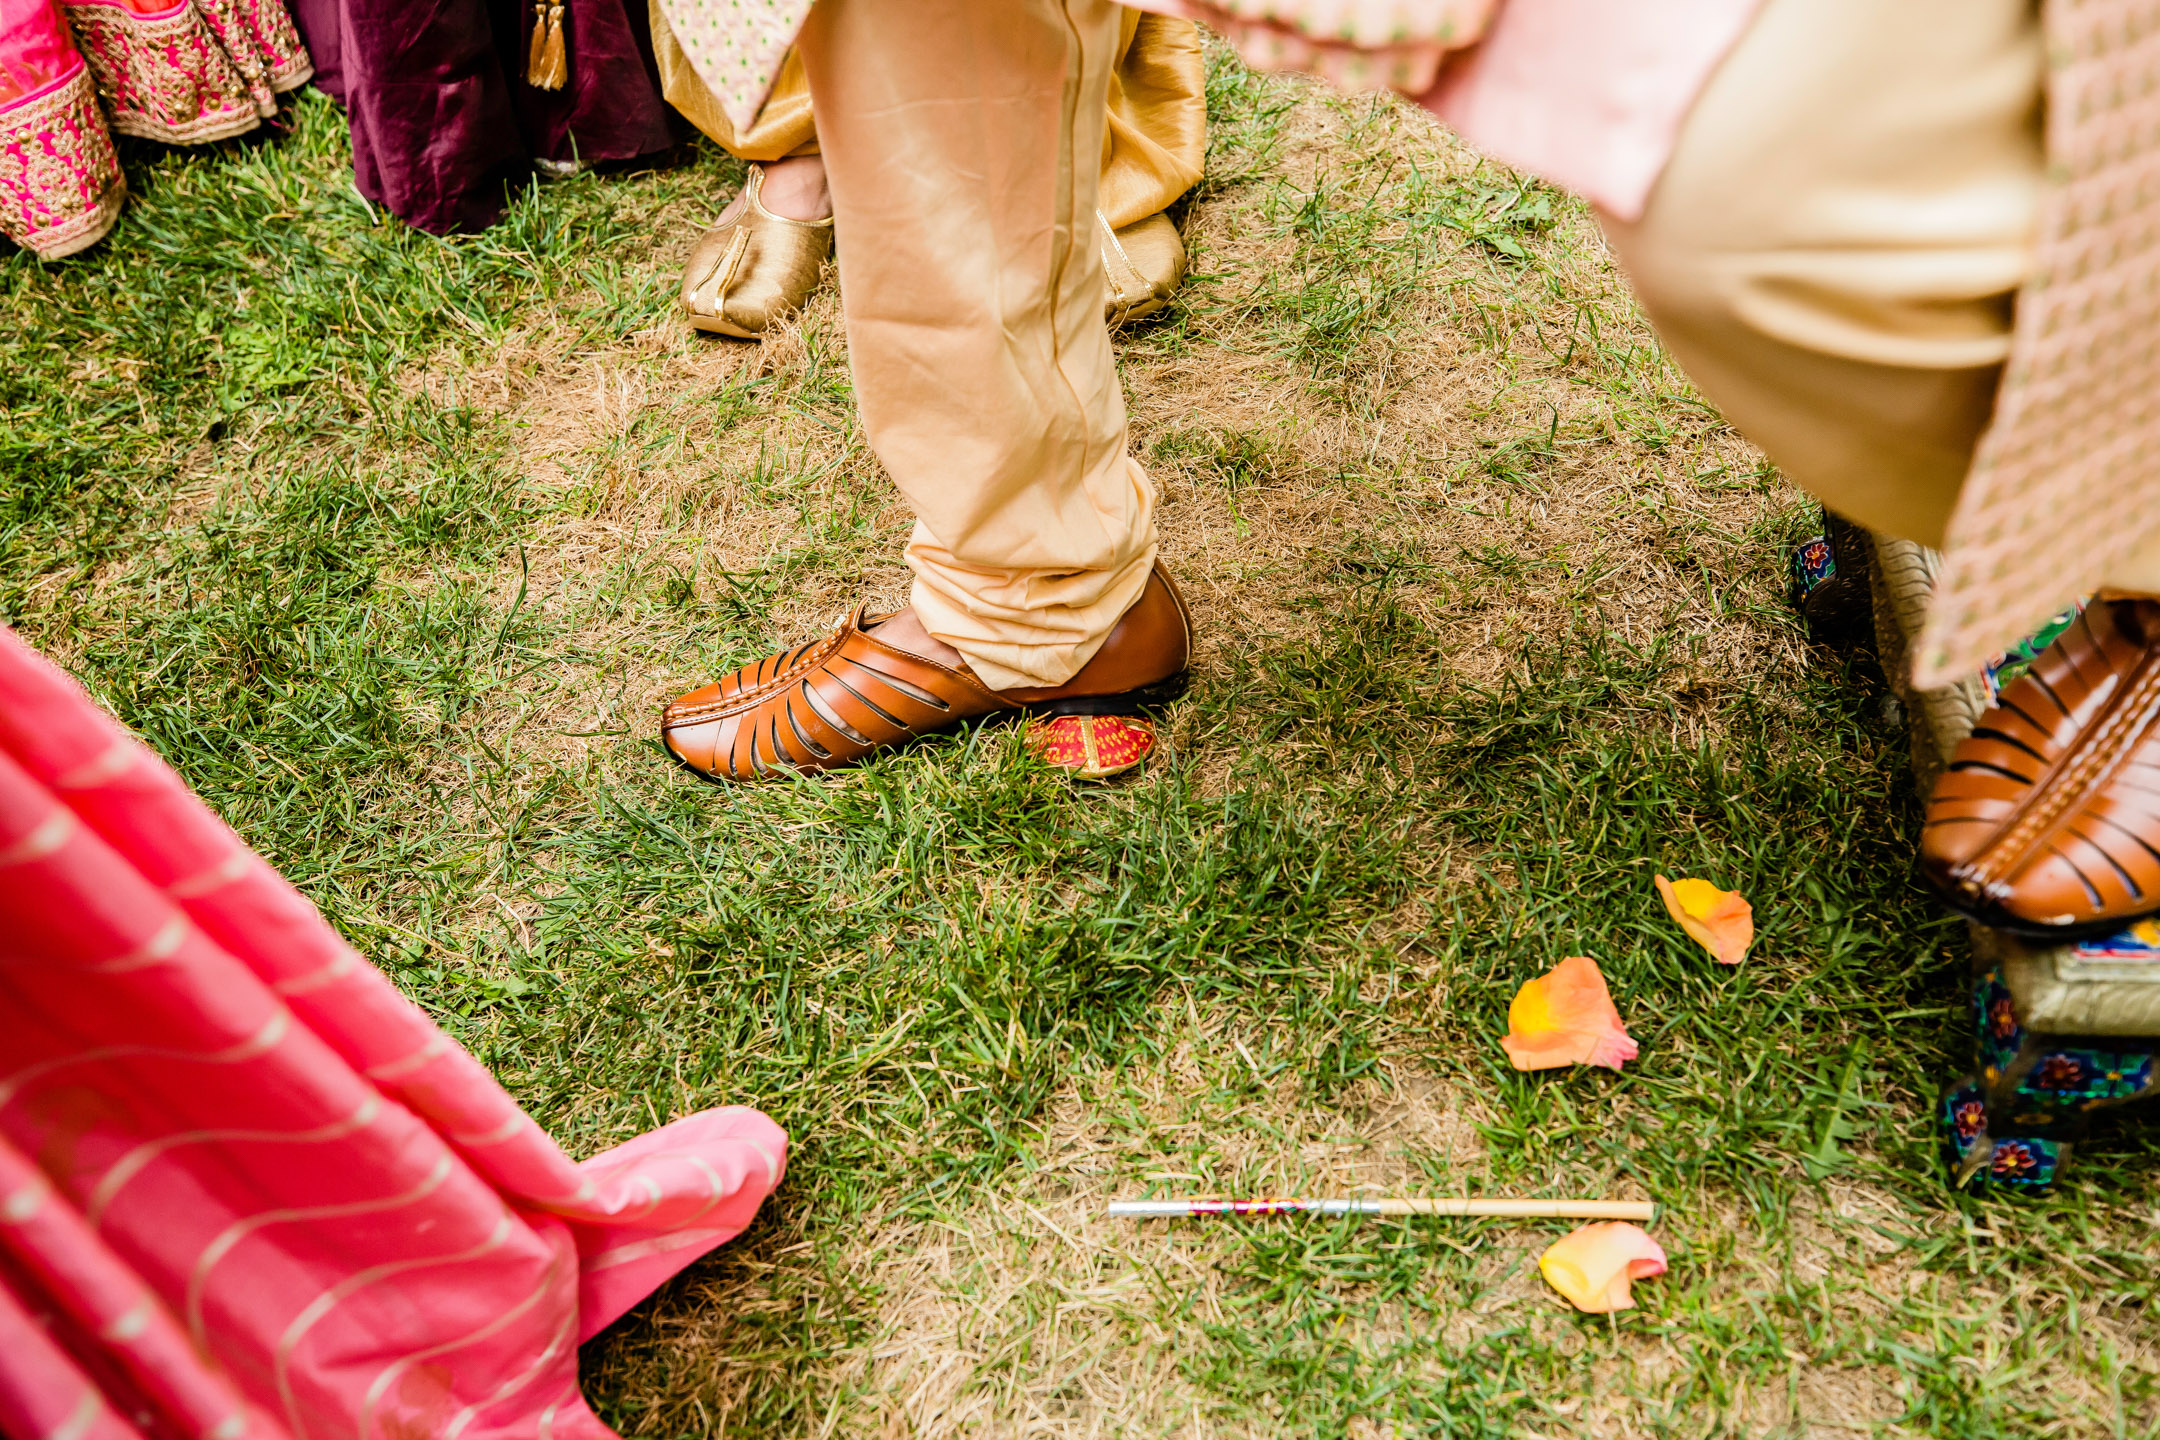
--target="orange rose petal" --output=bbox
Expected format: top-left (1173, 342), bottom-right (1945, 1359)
top-left (1500, 955), bottom-right (1639, 1072)
top-left (1539, 1221), bottom-right (1667, 1313)
top-left (1654, 874), bottom-right (1753, 965)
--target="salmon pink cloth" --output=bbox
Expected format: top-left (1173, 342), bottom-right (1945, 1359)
top-left (1415, 0), bottom-right (1765, 220)
top-left (1136, 0), bottom-right (1765, 220)
top-left (670, 0), bottom-right (1764, 223)
top-left (0, 626), bottom-right (787, 1440)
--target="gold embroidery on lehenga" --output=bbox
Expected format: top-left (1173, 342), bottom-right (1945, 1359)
top-left (189, 0), bottom-right (316, 106)
top-left (67, 0), bottom-right (267, 144)
top-left (0, 63), bottom-right (126, 260)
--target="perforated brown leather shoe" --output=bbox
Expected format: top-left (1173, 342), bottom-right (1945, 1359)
top-left (1922, 598), bottom-right (2160, 939)
top-left (661, 565), bottom-right (1192, 781)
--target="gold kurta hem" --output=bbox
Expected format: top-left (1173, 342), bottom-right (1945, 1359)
top-left (650, 0), bottom-right (818, 160)
top-left (653, 4), bottom-right (1206, 224)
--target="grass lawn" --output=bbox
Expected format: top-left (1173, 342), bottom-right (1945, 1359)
top-left (6, 51), bottom-right (2157, 1439)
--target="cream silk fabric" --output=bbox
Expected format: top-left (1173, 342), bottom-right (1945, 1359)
top-left (1600, 0), bottom-right (2040, 558)
top-left (797, 0), bottom-right (1158, 689)
top-left (1606, 0), bottom-right (2160, 687)
top-left (650, 4), bottom-right (1207, 233)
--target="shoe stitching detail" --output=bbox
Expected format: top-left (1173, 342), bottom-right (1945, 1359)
top-left (665, 618), bottom-right (1009, 734)
top-left (664, 619), bottom-right (856, 724)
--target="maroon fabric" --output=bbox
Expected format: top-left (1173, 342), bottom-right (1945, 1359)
top-left (286, 0), bottom-right (341, 100)
top-left (292, 0), bottom-right (679, 233)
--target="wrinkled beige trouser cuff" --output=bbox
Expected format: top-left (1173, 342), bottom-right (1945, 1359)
top-left (1602, 0), bottom-right (2048, 554)
top-left (797, 0), bottom-right (1158, 691)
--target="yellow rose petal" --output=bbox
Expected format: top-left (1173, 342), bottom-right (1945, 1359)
top-left (1654, 874), bottom-right (1753, 965)
top-left (1539, 1221), bottom-right (1667, 1313)
top-left (1500, 956), bottom-right (1638, 1071)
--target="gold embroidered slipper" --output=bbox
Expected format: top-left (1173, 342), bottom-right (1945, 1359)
top-left (1922, 598), bottom-right (2160, 939)
top-left (681, 165), bottom-right (834, 339)
top-left (662, 565), bottom-right (1192, 781)
top-left (1102, 211), bottom-right (1187, 327)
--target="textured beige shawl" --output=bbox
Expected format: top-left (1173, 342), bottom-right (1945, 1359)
top-left (1915, 0), bottom-right (2160, 686)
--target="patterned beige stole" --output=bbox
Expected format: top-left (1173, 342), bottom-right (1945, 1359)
top-left (1920, 0), bottom-right (2160, 686)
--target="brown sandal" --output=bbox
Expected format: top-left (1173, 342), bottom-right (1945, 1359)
top-left (1922, 597), bottom-right (2160, 938)
top-left (661, 565), bottom-right (1192, 781)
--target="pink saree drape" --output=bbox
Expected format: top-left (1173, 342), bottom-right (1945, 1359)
top-left (0, 626), bottom-right (787, 1440)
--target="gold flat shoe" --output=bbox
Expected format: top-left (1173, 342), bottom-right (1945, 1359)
top-left (681, 165), bottom-right (834, 339)
top-left (1101, 210), bottom-right (1187, 327)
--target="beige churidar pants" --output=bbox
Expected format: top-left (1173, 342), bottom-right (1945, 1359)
top-left (1604, 0), bottom-right (2043, 553)
top-left (650, 5), bottom-right (1207, 231)
top-left (791, 0), bottom-right (1157, 689)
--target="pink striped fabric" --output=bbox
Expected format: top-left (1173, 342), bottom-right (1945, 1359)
top-left (0, 626), bottom-right (786, 1440)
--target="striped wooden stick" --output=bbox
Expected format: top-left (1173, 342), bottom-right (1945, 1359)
top-left (1105, 1197), bottom-right (1657, 1221)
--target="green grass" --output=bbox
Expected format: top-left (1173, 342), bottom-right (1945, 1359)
top-left (6, 61), bottom-right (2158, 1440)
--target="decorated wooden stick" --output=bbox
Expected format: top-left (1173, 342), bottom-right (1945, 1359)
top-left (1106, 1197), bottom-right (1657, 1221)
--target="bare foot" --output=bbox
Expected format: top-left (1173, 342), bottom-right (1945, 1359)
top-left (754, 154), bottom-right (832, 222)
top-left (864, 605), bottom-right (966, 670)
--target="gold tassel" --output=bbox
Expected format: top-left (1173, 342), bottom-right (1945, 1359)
top-left (525, 0), bottom-right (546, 82)
top-left (526, 0), bottom-right (567, 90)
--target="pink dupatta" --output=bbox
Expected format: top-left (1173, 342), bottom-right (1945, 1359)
top-left (0, 626), bottom-right (786, 1440)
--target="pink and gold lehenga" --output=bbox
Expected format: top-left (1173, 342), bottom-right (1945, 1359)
top-left (0, 0), bottom-right (311, 259)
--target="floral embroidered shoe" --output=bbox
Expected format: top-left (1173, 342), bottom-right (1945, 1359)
top-left (662, 565), bottom-right (1192, 781)
top-left (1922, 597), bottom-right (2160, 939)
top-left (1026, 714), bottom-right (1156, 779)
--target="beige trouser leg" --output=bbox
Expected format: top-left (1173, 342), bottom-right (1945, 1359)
top-left (796, 0), bottom-right (1158, 690)
top-left (1602, 0), bottom-right (2042, 552)
top-left (653, 6), bottom-right (1209, 219)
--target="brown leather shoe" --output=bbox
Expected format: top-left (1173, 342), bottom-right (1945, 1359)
top-left (1922, 598), bottom-right (2160, 938)
top-left (661, 565), bottom-right (1192, 780)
